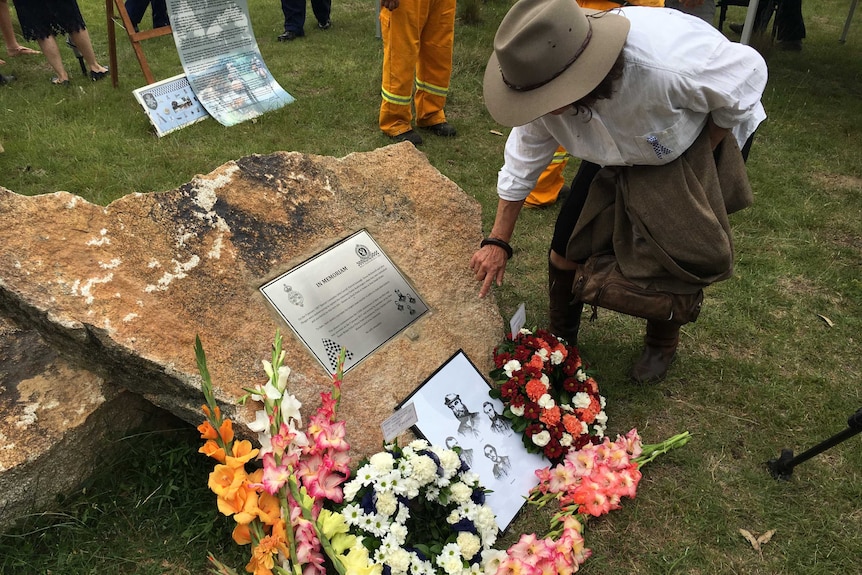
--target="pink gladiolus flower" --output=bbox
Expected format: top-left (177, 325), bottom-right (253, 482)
top-left (621, 428), bottom-right (643, 458)
top-left (495, 555), bottom-right (535, 575)
top-left (601, 442), bottom-right (632, 471)
top-left (561, 515), bottom-right (584, 535)
top-left (294, 520), bottom-right (324, 572)
top-left (572, 476), bottom-right (612, 517)
top-left (261, 453), bottom-right (291, 494)
top-left (316, 391), bottom-right (338, 423)
top-left (303, 455), bottom-right (348, 503)
top-left (270, 422), bottom-right (298, 457)
top-left (312, 419), bottom-right (350, 453)
top-left (553, 555), bottom-right (576, 575)
top-left (302, 560), bottom-right (326, 575)
top-left (509, 533), bottom-right (548, 567)
top-left (614, 466), bottom-right (642, 499)
top-left (565, 446), bottom-right (597, 477)
top-left (592, 463), bottom-right (620, 492)
top-left (534, 466), bottom-right (552, 487)
top-left (548, 463), bottom-right (577, 494)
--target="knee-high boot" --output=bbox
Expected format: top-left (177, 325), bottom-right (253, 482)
top-left (629, 320), bottom-right (680, 383)
top-left (548, 259), bottom-right (583, 345)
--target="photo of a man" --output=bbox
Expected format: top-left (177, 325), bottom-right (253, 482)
top-left (445, 436), bottom-right (474, 467)
top-left (444, 393), bottom-right (481, 438)
top-left (483, 444), bottom-right (511, 479)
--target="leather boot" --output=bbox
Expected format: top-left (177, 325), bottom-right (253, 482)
top-left (629, 320), bottom-right (680, 383)
top-left (548, 259), bottom-right (583, 345)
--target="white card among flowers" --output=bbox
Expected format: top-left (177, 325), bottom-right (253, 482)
top-left (397, 350), bottom-right (547, 530)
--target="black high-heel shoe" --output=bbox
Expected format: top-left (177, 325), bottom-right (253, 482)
top-left (89, 68), bottom-right (109, 82)
top-left (65, 36), bottom-right (87, 77)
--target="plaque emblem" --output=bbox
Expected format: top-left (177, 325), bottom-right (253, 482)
top-left (282, 284), bottom-right (304, 307)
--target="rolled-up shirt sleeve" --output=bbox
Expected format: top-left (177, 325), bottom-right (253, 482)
top-left (497, 123), bottom-right (560, 201)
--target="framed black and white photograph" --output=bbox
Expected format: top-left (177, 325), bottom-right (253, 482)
top-left (397, 349), bottom-right (547, 531)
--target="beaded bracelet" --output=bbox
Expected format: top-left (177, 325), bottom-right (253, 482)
top-left (480, 237), bottom-right (513, 259)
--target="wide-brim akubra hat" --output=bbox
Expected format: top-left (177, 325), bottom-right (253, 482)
top-left (483, 0), bottom-right (631, 127)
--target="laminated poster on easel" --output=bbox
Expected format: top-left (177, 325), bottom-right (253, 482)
top-left (167, 0), bottom-right (294, 127)
top-left (133, 73), bottom-right (210, 137)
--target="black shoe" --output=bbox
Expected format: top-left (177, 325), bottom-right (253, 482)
top-left (421, 122), bottom-right (457, 137)
top-left (391, 130), bottom-right (423, 146)
top-left (277, 30), bottom-right (300, 41)
top-left (318, 20), bottom-right (331, 30)
top-left (729, 23), bottom-right (744, 35)
top-left (50, 76), bottom-right (70, 86)
top-left (0, 74), bottom-right (16, 85)
top-left (90, 68), bottom-right (109, 82)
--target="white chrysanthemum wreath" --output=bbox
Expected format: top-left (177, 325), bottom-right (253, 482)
top-left (339, 440), bottom-right (505, 575)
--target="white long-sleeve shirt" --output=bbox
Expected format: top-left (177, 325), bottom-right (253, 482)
top-left (497, 7), bottom-right (768, 202)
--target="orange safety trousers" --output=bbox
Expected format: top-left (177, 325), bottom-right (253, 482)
top-left (526, 146), bottom-right (570, 207)
top-left (379, 0), bottom-right (456, 137)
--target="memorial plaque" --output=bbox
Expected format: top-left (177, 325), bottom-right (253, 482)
top-left (260, 230), bottom-right (429, 374)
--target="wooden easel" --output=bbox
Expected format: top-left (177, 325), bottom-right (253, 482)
top-left (106, 0), bottom-right (173, 88)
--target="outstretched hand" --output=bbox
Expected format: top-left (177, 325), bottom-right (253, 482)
top-left (470, 244), bottom-right (509, 298)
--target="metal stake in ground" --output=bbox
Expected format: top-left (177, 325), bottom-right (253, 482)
top-left (767, 407), bottom-right (862, 480)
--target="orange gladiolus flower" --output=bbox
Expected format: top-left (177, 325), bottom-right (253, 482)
top-left (209, 464), bottom-right (247, 503)
top-left (199, 439), bottom-right (226, 463)
top-left (199, 412), bottom-right (234, 445)
top-left (225, 439), bottom-right (259, 468)
top-left (219, 482), bottom-right (260, 523)
top-left (198, 420), bottom-right (219, 440)
top-left (256, 491), bottom-right (282, 526)
top-left (202, 404), bottom-right (222, 421)
top-left (232, 523), bottom-right (252, 545)
top-left (271, 518), bottom-right (288, 542)
top-left (218, 418), bottom-right (235, 444)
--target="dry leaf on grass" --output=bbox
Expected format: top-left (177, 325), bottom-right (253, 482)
top-left (490, 130), bottom-right (504, 136)
top-left (739, 528), bottom-right (776, 553)
top-left (817, 314), bottom-right (834, 327)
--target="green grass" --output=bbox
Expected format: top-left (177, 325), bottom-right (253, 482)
top-left (1, 0), bottom-right (861, 574)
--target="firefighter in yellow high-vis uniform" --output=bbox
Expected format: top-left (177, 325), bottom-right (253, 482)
top-left (379, 0), bottom-right (457, 146)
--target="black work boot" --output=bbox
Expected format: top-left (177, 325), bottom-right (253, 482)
top-left (548, 259), bottom-right (583, 346)
top-left (629, 320), bottom-right (681, 383)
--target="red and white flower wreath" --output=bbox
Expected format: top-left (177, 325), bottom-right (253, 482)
top-left (489, 328), bottom-right (607, 461)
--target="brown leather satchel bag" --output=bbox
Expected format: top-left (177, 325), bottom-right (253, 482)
top-left (571, 254), bottom-right (704, 325)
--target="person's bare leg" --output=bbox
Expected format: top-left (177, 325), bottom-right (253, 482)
top-left (67, 28), bottom-right (106, 74)
top-left (37, 35), bottom-right (68, 82)
top-left (0, 0), bottom-right (39, 57)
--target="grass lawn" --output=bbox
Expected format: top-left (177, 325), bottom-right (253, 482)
top-left (0, 0), bottom-right (860, 574)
